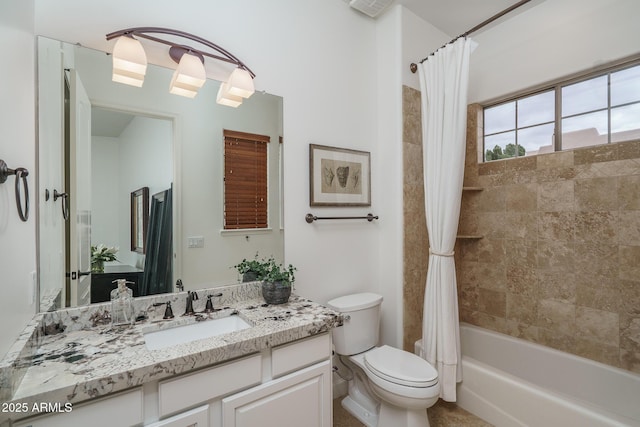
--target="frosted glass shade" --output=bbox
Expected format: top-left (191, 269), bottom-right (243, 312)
top-left (216, 81), bottom-right (243, 108)
top-left (227, 68), bottom-right (255, 98)
top-left (169, 53), bottom-right (206, 98)
top-left (112, 36), bottom-right (147, 87)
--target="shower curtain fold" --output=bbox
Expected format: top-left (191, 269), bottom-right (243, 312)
top-left (417, 37), bottom-right (473, 402)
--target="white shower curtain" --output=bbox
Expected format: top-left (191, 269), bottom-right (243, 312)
top-left (417, 37), bottom-right (473, 402)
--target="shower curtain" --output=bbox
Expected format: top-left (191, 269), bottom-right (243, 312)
top-left (417, 37), bottom-right (473, 402)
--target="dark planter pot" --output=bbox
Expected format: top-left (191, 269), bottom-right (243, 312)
top-left (242, 271), bottom-right (259, 282)
top-left (261, 280), bottom-right (291, 304)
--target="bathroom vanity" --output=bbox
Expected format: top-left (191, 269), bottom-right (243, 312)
top-left (0, 282), bottom-right (341, 427)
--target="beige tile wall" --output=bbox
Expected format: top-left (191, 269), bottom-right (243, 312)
top-left (402, 86), bottom-right (640, 374)
top-left (403, 85), bottom-right (428, 352)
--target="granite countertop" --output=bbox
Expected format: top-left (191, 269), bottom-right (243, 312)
top-left (0, 282), bottom-right (342, 424)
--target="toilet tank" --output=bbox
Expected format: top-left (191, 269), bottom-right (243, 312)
top-left (327, 293), bottom-right (383, 355)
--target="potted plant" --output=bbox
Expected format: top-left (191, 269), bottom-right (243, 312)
top-left (232, 253), bottom-right (265, 282)
top-left (260, 257), bottom-right (296, 305)
top-left (91, 244), bottom-right (119, 273)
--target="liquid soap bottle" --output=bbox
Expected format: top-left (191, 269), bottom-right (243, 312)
top-left (110, 279), bottom-right (135, 326)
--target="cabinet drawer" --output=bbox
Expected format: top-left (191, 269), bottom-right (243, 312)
top-left (13, 388), bottom-right (143, 427)
top-left (272, 333), bottom-right (331, 378)
top-left (146, 404), bottom-right (208, 427)
top-left (159, 353), bottom-right (261, 417)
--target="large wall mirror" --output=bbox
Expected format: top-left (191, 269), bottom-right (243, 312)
top-left (37, 36), bottom-right (284, 311)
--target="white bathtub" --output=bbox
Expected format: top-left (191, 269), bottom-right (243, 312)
top-left (452, 323), bottom-right (640, 427)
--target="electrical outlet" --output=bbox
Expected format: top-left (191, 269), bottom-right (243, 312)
top-left (187, 236), bottom-right (205, 248)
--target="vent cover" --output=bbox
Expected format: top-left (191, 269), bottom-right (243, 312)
top-left (347, 0), bottom-right (394, 18)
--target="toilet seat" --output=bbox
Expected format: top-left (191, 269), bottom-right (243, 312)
top-left (364, 345), bottom-right (438, 388)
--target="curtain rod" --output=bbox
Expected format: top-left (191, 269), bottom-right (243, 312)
top-left (410, 0), bottom-right (533, 73)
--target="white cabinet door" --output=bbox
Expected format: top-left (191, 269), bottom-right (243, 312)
top-left (222, 361), bottom-right (331, 427)
top-left (146, 405), bottom-right (209, 427)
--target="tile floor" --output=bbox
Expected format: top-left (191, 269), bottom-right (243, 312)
top-left (333, 398), bottom-right (493, 427)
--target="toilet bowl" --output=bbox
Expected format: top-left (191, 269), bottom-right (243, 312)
top-left (328, 293), bottom-right (440, 427)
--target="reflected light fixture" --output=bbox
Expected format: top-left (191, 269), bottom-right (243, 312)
top-left (106, 27), bottom-right (256, 105)
top-left (216, 81), bottom-right (243, 108)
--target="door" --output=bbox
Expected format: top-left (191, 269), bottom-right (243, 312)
top-left (222, 361), bottom-right (331, 427)
top-left (66, 69), bottom-right (92, 306)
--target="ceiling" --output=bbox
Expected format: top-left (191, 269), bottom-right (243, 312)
top-left (91, 107), bottom-right (134, 138)
top-left (390, 0), bottom-right (537, 37)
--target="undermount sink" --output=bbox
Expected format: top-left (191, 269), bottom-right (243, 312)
top-left (143, 315), bottom-right (252, 350)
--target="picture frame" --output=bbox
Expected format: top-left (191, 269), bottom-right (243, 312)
top-left (309, 144), bottom-right (371, 206)
top-left (130, 187), bottom-right (149, 254)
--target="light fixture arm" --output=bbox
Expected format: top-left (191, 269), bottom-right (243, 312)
top-left (106, 27), bottom-right (256, 78)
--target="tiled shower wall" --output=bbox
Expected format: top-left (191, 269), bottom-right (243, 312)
top-left (403, 86), bottom-right (428, 352)
top-left (402, 86), bottom-right (640, 373)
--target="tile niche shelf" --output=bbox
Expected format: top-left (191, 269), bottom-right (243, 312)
top-left (457, 186), bottom-right (484, 239)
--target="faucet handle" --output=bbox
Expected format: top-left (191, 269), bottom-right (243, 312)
top-left (152, 301), bottom-right (175, 319)
top-left (204, 293), bottom-right (223, 313)
top-left (163, 301), bottom-right (175, 319)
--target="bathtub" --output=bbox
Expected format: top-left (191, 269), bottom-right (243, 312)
top-left (451, 323), bottom-right (640, 427)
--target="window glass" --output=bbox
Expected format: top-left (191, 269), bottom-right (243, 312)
top-left (562, 76), bottom-right (607, 117)
top-left (518, 90), bottom-right (555, 127)
top-left (518, 123), bottom-right (555, 156)
top-left (484, 131), bottom-right (516, 161)
top-left (483, 60), bottom-right (640, 162)
top-left (611, 65), bottom-right (640, 106)
top-left (561, 110), bottom-right (608, 150)
top-left (484, 102), bottom-right (515, 135)
top-left (611, 103), bottom-right (640, 142)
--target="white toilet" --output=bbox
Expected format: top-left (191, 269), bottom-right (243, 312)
top-left (327, 293), bottom-right (439, 427)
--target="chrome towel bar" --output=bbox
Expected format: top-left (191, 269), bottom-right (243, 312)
top-left (305, 213), bottom-right (378, 223)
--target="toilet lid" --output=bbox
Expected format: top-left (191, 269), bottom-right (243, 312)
top-left (364, 345), bottom-right (438, 387)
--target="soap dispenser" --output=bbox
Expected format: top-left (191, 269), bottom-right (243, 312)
top-left (110, 279), bottom-right (135, 326)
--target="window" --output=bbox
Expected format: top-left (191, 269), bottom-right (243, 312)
top-left (223, 129), bottom-right (269, 229)
top-left (483, 60), bottom-right (640, 162)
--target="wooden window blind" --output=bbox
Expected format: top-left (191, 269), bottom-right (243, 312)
top-left (223, 129), bottom-right (269, 229)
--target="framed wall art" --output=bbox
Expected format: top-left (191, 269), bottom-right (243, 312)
top-left (309, 144), bottom-right (371, 206)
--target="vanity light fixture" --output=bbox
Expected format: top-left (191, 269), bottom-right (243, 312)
top-left (106, 27), bottom-right (256, 105)
top-left (168, 50), bottom-right (206, 98)
top-left (111, 35), bottom-right (147, 87)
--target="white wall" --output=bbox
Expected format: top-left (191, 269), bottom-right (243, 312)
top-left (400, 7), bottom-right (450, 90)
top-left (91, 136), bottom-right (121, 250)
top-left (374, 7), bottom-right (403, 347)
top-left (0, 0), bottom-right (36, 357)
top-left (468, 0), bottom-right (640, 103)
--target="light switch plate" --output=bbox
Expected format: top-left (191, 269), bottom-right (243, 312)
top-left (187, 236), bottom-right (205, 248)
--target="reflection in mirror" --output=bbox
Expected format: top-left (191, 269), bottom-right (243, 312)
top-left (37, 36), bottom-right (284, 312)
top-left (130, 186), bottom-right (150, 255)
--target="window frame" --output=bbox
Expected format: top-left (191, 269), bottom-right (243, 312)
top-left (482, 55), bottom-right (640, 162)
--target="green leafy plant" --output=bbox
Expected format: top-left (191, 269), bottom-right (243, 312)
top-left (91, 244), bottom-right (119, 263)
top-left (261, 257), bottom-right (296, 285)
top-left (232, 253), bottom-right (265, 275)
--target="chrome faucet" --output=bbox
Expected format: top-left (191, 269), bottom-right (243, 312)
top-left (183, 291), bottom-right (199, 316)
top-left (175, 279), bottom-right (184, 292)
